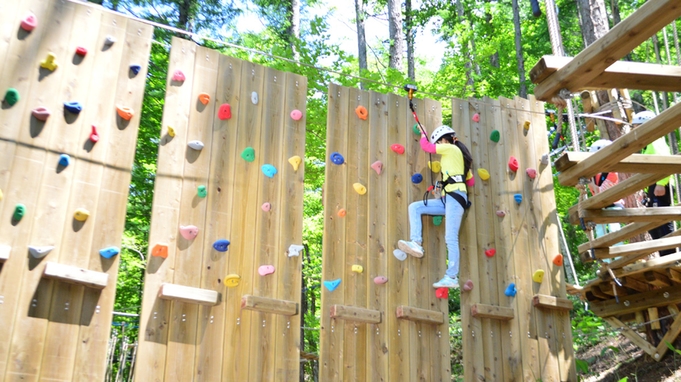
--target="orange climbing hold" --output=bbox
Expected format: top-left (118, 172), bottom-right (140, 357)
top-left (198, 93), bottom-right (210, 105)
top-left (152, 243), bottom-right (168, 259)
top-left (337, 209), bottom-right (346, 217)
top-left (553, 254), bottom-right (564, 266)
top-left (117, 106), bottom-right (134, 121)
top-left (355, 105), bottom-right (368, 120)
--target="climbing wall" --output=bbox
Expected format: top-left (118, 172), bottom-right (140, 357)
top-left (0, 0), bottom-right (152, 380)
top-left (135, 37), bottom-right (307, 381)
top-left (320, 84), bottom-right (450, 381)
top-left (457, 96), bottom-right (575, 381)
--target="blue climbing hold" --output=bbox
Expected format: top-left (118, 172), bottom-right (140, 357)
top-left (64, 101), bottom-right (83, 114)
top-left (99, 246), bottom-right (120, 259)
top-left (323, 278), bottom-right (341, 292)
top-left (130, 64), bottom-right (142, 75)
top-left (58, 154), bottom-right (71, 167)
top-left (504, 283), bottom-right (517, 297)
top-left (514, 193), bottom-right (523, 204)
top-left (411, 173), bottom-right (423, 184)
top-left (213, 239), bottom-right (230, 252)
top-left (330, 152), bottom-right (344, 165)
top-left (262, 164), bottom-right (277, 178)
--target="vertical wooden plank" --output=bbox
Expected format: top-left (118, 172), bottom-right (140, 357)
top-left (135, 36), bottom-right (196, 382)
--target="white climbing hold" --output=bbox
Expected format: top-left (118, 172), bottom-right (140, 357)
top-left (28, 245), bottom-right (54, 259)
top-left (187, 140), bottom-right (204, 150)
top-left (541, 153), bottom-right (549, 165)
top-left (251, 91), bottom-right (259, 104)
top-left (287, 244), bottom-right (304, 257)
top-left (393, 249), bottom-right (407, 261)
top-left (104, 35), bottom-right (116, 45)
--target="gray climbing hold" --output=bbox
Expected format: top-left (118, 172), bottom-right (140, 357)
top-left (188, 140), bottom-right (204, 150)
top-left (28, 245), bottom-right (54, 259)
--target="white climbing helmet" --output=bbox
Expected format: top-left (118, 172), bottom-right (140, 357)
top-left (632, 110), bottom-right (656, 125)
top-left (589, 139), bottom-right (612, 153)
top-left (430, 125), bottom-right (456, 144)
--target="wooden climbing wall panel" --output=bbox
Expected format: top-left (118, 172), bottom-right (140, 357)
top-left (320, 84), bottom-right (449, 381)
top-left (135, 37), bottom-right (307, 381)
top-left (0, 0), bottom-right (152, 380)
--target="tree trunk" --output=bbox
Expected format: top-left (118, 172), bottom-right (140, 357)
top-left (355, 0), bottom-right (368, 87)
top-left (387, 0), bottom-right (404, 70)
top-left (288, 0), bottom-right (301, 61)
top-left (178, 0), bottom-right (193, 32)
top-left (405, 0), bottom-right (415, 81)
top-left (456, 0), bottom-right (476, 92)
top-left (485, 0), bottom-right (499, 68)
top-left (577, 0), bottom-right (609, 48)
top-left (511, 0), bottom-right (527, 98)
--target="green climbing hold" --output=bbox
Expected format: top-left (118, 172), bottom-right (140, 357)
top-left (13, 204), bottom-right (26, 221)
top-left (197, 185), bottom-right (207, 198)
top-left (433, 216), bottom-right (443, 226)
top-left (5, 88), bottom-right (19, 106)
top-left (241, 147), bottom-right (255, 162)
top-left (490, 130), bottom-right (500, 143)
top-left (412, 124), bottom-right (421, 135)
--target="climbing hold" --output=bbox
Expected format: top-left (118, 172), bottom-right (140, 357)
top-left (390, 144), bottom-right (405, 155)
top-left (224, 274), bottom-right (241, 287)
top-left (532, 269), bottom-right (545, 283)
top-left (128, 65), bottom-right (142, 76)
top-left (541, 154), bottom-right (550, 166)
top-left (288, 155), bottom-right (302, 171)
top-left (523, 121), bottom-right (531, 131)
top-left (393, 249), bottom-right (407, 261)
top-left (116, 106), bottom-right (134, 121)
top-left (20, 13), bottom-right (37, 32)
top-left (262, 164), bottom-right (277, 178)
top-left (373, 276), bottom-right (388, 285)
top-left (179, 225), bottom-right (199, 240)
top-left (0, 245), bottom-right (9, 260)
top-left (490, 130), bottom-right (500, 142)
top-left (472, 113), bottom-right (480, 123)
top-left (167, 126), bottom-right (176, 137)
top-left (337, 209), bottom-right (346, 217)
top-left (13, 204), bottom-right (26, 221)
top-left (261, 202), bottom-right (271, 212)
top-left (104, 35), bottom-right (116, 45)
top-left (28, 245), bottom-right (54, 259)
top-left (40, 52), bottom-right (58, 71)
top-left (197, 185), bottom-right (207, 198)
top-left (4, 88), bottom-right (19, 106)
top-left (514, 194), bottom-right (523, 204)
top-left (213, 239), bottom-right (230, 252)
top-left (433, 216), bottom-right (443, 226)
top-left (31, 107), bottom-right (50, 121)
top-left (504, 283), bottom-right (517, 297)
top-left (324, 279), bottom-right (341, 291)
top-left (73, 208), bottom-right (90, 222)
top-left (218, 104), bottom-right (231, 120)
top-left (477, 168), bottom-right (490, 180)
top-left (496, 210), bottom-right (506, 217)
top-left (485, 248), bottom-right (496, 258)
top-left (287, 244), bottom-right (304, 257)
top-left (99, 246), bottom-right (120, 259)
top-left (351, 265), bottom-right (363, 273)
top-left (251, 91), bottom-right (259, 104)
top-left (76, 47), bottom-right (88, 56)
top-left (466, 176), bottom-right (475, 187)
top-left (172, 70), bottom-right (185, 82)
top-left (428, 161), bottom-right (441, 173)
top-left (258, 265), bottom-right (275, 276)
top-left (241, 147), bottom-right (255, 162)
top-left (553, 254), bottom-right (564, 266)
top-left (58, 154), bottom-right (71, 167)
top-left (290, 109), bottom-right (303, 121)
top-left (151, 243), bottom-right (168, 259)
top-left (198, 93), bottom-right (210, 105)
top-left (0, 188), bottom-right (3, 201)
top-left (371, 161), bottom-right (383, 175)
top-left (508, 156), bottom-right (519, 172)
top-left (463, 280), bottom-right (474, 291)
top-left (187, 140), bottom-right (204, 150)
top-left (412, 124), bottom-right (421, 135)
top-left (330, 152), bottom-right (344, 165)
top-left (64, 102), bottom-right (82, 114)
top-left (435, 287), bottom-right (448, 299)
top-left (411, 173), bottom-right (423, 184)
top-left (353, 183), bottom-right (367, 195)
top-left (355, 105), bottom-right (368, 120)
top-left (526, 168), bottom-right (537, 179)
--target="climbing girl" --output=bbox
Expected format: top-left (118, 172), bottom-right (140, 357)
top-left (397, 125), bottom-right (473, 289)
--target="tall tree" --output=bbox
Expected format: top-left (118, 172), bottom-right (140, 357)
top-left (511, 0), bottom-right (527, 98)
top-left (252, 0), bottom-right (304, 60)
top-left (405, 0), bottom-right (415, 80)
top-left (387, 0), bottom-right (404, 70)
top-left (355, 0), bottom-right (369, 86)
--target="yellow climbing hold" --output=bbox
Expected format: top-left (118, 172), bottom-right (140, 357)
top-left (351, 264), bottom-right (363, 273)
top-left (532, 269), bottom-right (545, 283)
top-left (428, 161), bottom-right (441, 173)
top-left (523, 121), bottom-right (531, 131)
top-left (224, 274), bottom-right (241, 287)
top-left (353, 183), bottom-right (367, 195)
top-left (167, 126), bottom-right (175, 137)
top-left (40, 52), bottom-right (58, 71)
top-left (477, 168), bottom-right (490, 180)
top-left (288, 155), bottom-right (302, 171)
top-left (0, 188), bottom-right (3, 201)
top-left (73, 208), bottom-right (90, 222)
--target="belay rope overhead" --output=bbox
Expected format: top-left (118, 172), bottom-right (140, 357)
top-left (404, 84), bottom-right (439, 206)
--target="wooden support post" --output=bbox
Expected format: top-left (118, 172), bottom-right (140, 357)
top-left (470, 304), bottom-right (514, 321)
top-left (329, 305), bottom-right (381, 324)
top-left (241, 295), bottom-right (298, 316)
top-left (158, 283), bottom-right (220, 306)
top-left (42, 262), bottom-right (109, 290)
top-left (648, 308), bottom-right (661, 330)
top-left (653, 312), bottom-right (681, 361)
top-left (532, 295), bottom-right (574, 311)
top-left (603, 317), bottom-right (657, 357)
top-left (395, 305), bottom-right (445, 325)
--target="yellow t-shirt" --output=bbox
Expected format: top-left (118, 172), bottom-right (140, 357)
top-left (435, 143), bottom-right (472, 194)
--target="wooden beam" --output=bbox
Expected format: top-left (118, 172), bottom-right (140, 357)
top-left (395, 305), bottom-right (445, 325)
top-left (42, 262), bottom-right (109, 290)
top-left (531, 2), bottom-right (681, 100)
top-left (329, 304), bottom-right (382, 324)
top-left (578, 222), bottom-right (660, 261)
top-left (591, 285), bottom-right (681, 317)
top-left (0, 245), bottom-right (9, 262)
top-left (470, 303), bottom-right (514, 321)
top-left (649, 307), bottom-right (661, 330)
top-left (554, 151), bottom-right (681, 174)
top-left (569, 207), bottom-right (681, 226)
top-left (620, 277), bottom-right (650, 293)
top-left (530, 55), bottom-right (681, 93)
top-left (654, 312), bottom-right (681, 361)
top-left (593, 236), bottom-right (681, 261)
top-left (558, 101), bottom-right (681, 186)
top-left (532, 294), bottom-right (574, 311)
top-left (603, 317), bottom-right (657, 356)
top-left (241, 295), bottom-right (298, 316)
top-left (567, 174), bottom-right (665, 212)
top-left (644, 271), bottom-right (672, 288)
top-left (158, 283), bottom-right (220, 306)
top-left (668, 268), bottom-right (681, 283)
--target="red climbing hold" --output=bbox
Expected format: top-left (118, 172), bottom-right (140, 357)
top-left (218, 104), bottom-right (231, 120)
top-left (485, 248), bottom-right (496, 257)
top-left (20, 13), bottom-right (37, 32)
top-left (75, 46), bottom-right (87, 56)
top-left (89, 125), bottom-right (99, 143)
top-left (435, 287), bottom-right (448, 299)
top-left (172, 70), bottom-right (185, 82)
top-left (472, 113), bottom-right (480, 123)
top-left (390, 144), bottom-right (405, 155)
top-left (526, 168), bottom-right (537, 179)
top-left (508, 156), bottom-right (519, 172)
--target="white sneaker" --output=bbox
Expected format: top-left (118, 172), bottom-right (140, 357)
top-left (433, 275), bottom-right (459, 289)
top-left (398, 240), bottom-right (424, 258)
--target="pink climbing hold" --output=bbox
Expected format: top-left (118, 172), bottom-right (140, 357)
top-left (485, 248), bottom-right (496, 257)
top-left (31, 107), bottom-right (50, 121)
top-left (218, 104), bottom-right (231, 120)
top-left (508, 156), bottom-right (519, 172)
top-left (472, 113), bottom-right (480, 123)
top-left (20, 13), bottom-right (37, 32)
top-left (258, 265), bottom-right (275, 276)
top-left (435, 287), bottom-right (448, 299)
top-left (390, 144), bottom-right (405, 155)
top-left (261, 202), bottom-right (271, 212)
top-left (496, 210), bottom-right (506, 217)
top-left (290, 109), bottom-right (303, 121)
top-left (373, 276), bottom-right (388, 284)
top-left (371, 161), bottom-right (383, 175)
top-left (466, 176), bottom-right (475, 187)
top-left (526, 168), bottom-right (537, 179)
top-left (179, 225), bottom-right (199, 240)
top-left (172, 70), bottom-right (185, 82)
top-left (463, 280), bottom-right (474, 291)
top-left (89, 125), bottom-right (99, 143)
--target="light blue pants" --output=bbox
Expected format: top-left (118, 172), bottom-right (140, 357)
top-left (408, 191), bottom-right (467, 278)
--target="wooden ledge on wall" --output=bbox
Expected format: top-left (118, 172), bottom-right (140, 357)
top-left (42, 261), bottom-right (109, 289)
top-left (470, 303), bottom-right (514, 321)
top-left (532, 294), bottom-right (574, 311)
top-left (0, 245), bottom-right (9, 262)
top-left (395, 305), bottom-right (445, 325)
top-left (329, 304), bottom-right (381, 324)
top-left (241, 295), bottom-right (298, 316)
top-left (158, 283), bottom-right (220, 306)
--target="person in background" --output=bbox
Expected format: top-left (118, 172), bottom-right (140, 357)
top-left (587, 139), bottom-right (624, 246)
